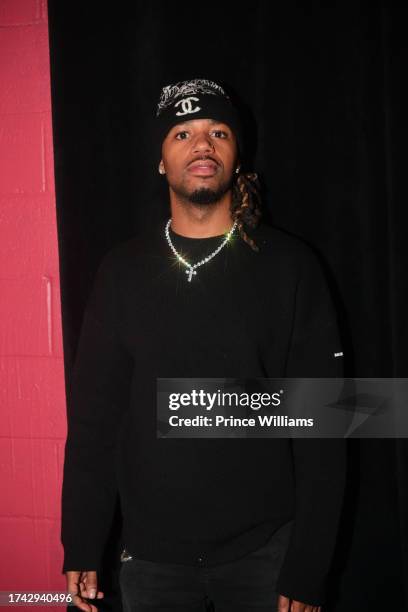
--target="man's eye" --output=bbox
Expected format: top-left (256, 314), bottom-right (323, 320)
top-left (175, 130), bottom-right (227, 140)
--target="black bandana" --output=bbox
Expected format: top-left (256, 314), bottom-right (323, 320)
top-left (155, 78), bottom-right (244, 163)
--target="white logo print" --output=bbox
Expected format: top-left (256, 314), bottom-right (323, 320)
top-left (156, 79), bottom-right (227, 116)
top-left (174, 97), bottom-right (201, 116)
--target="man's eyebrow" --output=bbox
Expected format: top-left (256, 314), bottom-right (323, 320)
top-left (173, 119), bottom-right (227, 128)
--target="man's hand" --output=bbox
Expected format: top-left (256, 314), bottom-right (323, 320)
top-left (278, 594), bottom-right (322, 611)
top-left (66, 571), bottom-right (104, 611)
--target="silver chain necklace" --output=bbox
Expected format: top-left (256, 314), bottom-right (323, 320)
top-left (165, 218), bottom-right (238, 281)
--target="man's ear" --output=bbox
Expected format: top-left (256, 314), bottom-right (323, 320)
top-left (158, 161), bottom-right (165, 175)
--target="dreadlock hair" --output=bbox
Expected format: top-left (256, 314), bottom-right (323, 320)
top-left (230, 171), bottom-right (263, 252)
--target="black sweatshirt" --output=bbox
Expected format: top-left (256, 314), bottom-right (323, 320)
top-left (61, 218), bottom-right (346, 606)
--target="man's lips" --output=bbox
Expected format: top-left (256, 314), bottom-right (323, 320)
top-left (187, 160), bottom-right (218, 176)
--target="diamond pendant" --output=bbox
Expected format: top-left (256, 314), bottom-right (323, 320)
top-left (186, 268), bottom-right (197, 282)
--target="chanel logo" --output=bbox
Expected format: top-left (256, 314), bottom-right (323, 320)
top-left (174, 97), bottom-right (201, 116)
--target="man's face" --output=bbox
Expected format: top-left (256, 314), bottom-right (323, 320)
top-left (160, 118), bottom-right (238, 206)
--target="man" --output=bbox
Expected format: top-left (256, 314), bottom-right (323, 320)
top-left (61, 78), bottom-right (347, 612)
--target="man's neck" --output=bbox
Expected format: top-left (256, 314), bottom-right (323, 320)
top-left (169, 194), bottom-right (234, 238)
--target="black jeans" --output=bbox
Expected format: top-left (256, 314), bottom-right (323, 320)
top-left (119, 519), bottom-right (294, 612)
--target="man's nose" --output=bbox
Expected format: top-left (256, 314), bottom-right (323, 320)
top-left (192, 133), bottom-right (214, 153)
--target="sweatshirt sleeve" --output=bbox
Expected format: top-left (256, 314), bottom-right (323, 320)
top-left (61, 250), bottom-right (133, 573)
top-left (276, 248), bottom-right (347, 606)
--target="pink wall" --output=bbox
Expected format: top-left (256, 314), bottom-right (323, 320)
top-left (0, 0), bottom-right (67, 606)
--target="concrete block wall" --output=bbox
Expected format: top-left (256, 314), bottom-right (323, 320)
top-left (0, 0), bottom-right (67, 606)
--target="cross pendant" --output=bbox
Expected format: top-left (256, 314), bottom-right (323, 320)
top-left (186, 268), bottom-right (197, 282)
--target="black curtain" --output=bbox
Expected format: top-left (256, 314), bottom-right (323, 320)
top-left (47, 2), bottom-right (408, 610)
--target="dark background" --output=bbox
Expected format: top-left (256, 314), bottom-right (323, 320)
top-left (47, 2), bottom-right (408, 610)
